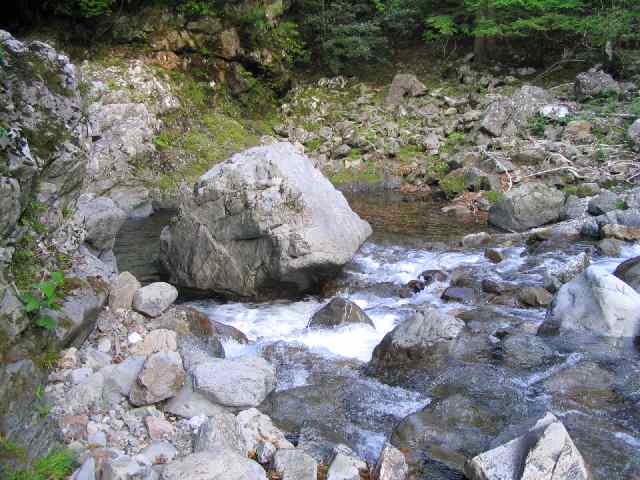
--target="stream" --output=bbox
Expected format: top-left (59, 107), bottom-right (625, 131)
top-left (114, 192), bottom-right (640, 479)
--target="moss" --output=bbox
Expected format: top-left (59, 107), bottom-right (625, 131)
top-left (329, 161), bottom-right (383, 186)
top-left (563, 185), bottom-right (578, 196)
top-left (483, 190), bottom-right (503, 204)
top-left (10, 234), bottom-right (41, 291)
top-left (439, 170), bottom-right (466, 198)
top-left (34, 348), bottom-right (60, 370)
top-left (426, 155), bottom-right (449, 179)
top-left (5, 448), bottom-right (75, 480)
top-left (305, 138), bottom-right (322, 152)
top-left (396, 145), bottom-right (423, 163)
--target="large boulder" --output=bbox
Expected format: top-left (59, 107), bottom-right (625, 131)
top-left (385, 74), bottom-right (427, 106)
top-left (488, 183), bottom-right (566, 232)
top-left (465, 413), bottom-right (589, 480)
top-left (160, 143), bottom-right (371, 299)
top-left (614, 256), bottom-right (640, 293)
top-left (129, 351), bottom-right (185, 406)
top-left (132, 282), bottom-right (178, 317)
top-left (194, 410), bottom-right (246, 454)
top-left (308, 298), bottom-right (374, 329)
top-left (574, 68), bottom-right (620, 101)
top-left (73, 194), bottom-right (126, 252)
top-left (540, 266), bottom-right (640, 338)
top-left (480, 86), bottom-right (554, 137)
top-left (161, 450), bottom-right (267, 480)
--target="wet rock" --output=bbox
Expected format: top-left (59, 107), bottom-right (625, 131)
top-left (129, 351), bottom-right (185, 406)
top-left (420, 270), bottom-right (448, 284)
top-left (597, 238), bottom-right (624, 256)
top-left (161, 450), bottom-right (267, 480)
top-left (236, 408), bottom-right (293, 463)
top-left (481, 86), bottom-right (554, 137)
top-left (484, 248), bottom-right (504, 263)
top-left (399, 280), bottom-right (426, 297)
top-left (132, 282), bottom-right (178, 317)
top-left (385, 74), bottom-right (427, 106)
top-left (614, 256), bottom-right (640, 293)
top-left (308, 297), bottom-right (374, 329)
top-left (154, 306), bottom-right (248, 344)
top-left (373, 443), bottom-right (408, 480)
top-left (601, 223), bottom-right (640, 241)
top-left (442, 287), bottom-right (477, 304)
top-left (462, 232), bottom-right (492, 248)
top-left (273, 449), bottom-right (318, 480)
top-left (160, 143), bottom-right (371, 299)
top-left (542, 251), bottom-right (590, 293)
top-left (489, 183), bottom-right (566, 232)
top-left (369, 307), bottom-right (464, 372)
top-left (541, 266), bottom-right (640, 337)
top-left (192, 356), bottom-right (276, 409)
top-left (575, 68), bottom-right (620, 101)
top-left (109, 271), bottom-right (141, 310)
top-left (502, 334), bottom-right (554, 369)
top-left (588, 190), bottom-right (619, 215)
top-left (464, 412), bottom-right (589, 480)
top-left (517, 286), bottom-right (553, 307)
top-left (194, 409), bottom-right (246, 454)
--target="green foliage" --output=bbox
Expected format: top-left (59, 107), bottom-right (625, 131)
top-left (528, 114), bottom-right (548, 137)
top-left (440, 169), bottom-right (466, 198)
top-left (5, 449), bottom-right (75, 480)
top-left (616, 199), bottom-right (629, 210)
top-left (19, 272), bottom-right (66, 332)
top-left (49, 0), bottom-right (115, 18)
top-left (631, 97), bottom-right (640, 117)
top-left (483, 190), bottom-right (503, 203)
top-left (426, 155), bottom-right (450, 178)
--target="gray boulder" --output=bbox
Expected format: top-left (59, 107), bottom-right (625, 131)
top-left (129, 351), bottom-right (185, 406)
top-left (628, 119), bottom-right (640, 149)
top-left (160, 143), bottom-right (371, 299)
top-left (161, 450), bottom-right (267, 480)
top-left (481, 86), bottom-right (554, 137)
top-left (587, 190), bottom-right (619, 215)
top-left (308, 298), bottom-right (374, 329)
top-left (74, 194), bottom-right (126, 252)
top-left (236, 408), bottom-right (293, 463)
top-left (192, 356), bottom-right (276, 409)
top-left (614, 256), bottom-right (640, 293)
top-left (109, 271), bottom-right (141, 310)
top-left (194, 409), bottom-right (246, 454)
top-left (465, 413), bottom-right (589, 480)
top-left (541, 266), bottom-right (640, 338)
top-left (273, 449), bottom-right (318, 480)
top-left (385, 73), bottom-right (427, 106)
top-left (132, 282), bottom-right (178, 317)
top-left (165, 382), bottom-right (230, 418)
top-left (489, 183), bottom-right (566, 232)
top-left (575, 68), bottom-right (620, 101)
top-left (373, 443), bottom-right (408, 480)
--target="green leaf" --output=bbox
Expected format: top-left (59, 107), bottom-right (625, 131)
top-left (19, 292), bottom-right (41, 312)
top-left (36, 281), bottom-right (56, 301)
top-left (36, 315), bottom-right (57, 331)
top-left (50, 271), bottom-right (65, 286)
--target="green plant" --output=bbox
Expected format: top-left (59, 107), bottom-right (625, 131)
top-left (19, 271), bottom-right (66, 331)
top-left (631, 97), bottom-right (640, 117)
top-left (484, 190), bottom-right (503, 203)
top-left (616, 199), bottom-right (629, 210)
top-left (5, 449), bottom-right (75, 480)
top-left (528, 115), bottom-right (548, 137)
top-left (563, 185), bottom-right (578, 196)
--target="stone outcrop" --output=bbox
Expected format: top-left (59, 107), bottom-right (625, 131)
top-left (160, 143), bottom-right (371, 299)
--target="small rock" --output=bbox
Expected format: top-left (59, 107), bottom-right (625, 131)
top-left (327, 451), bottom-right (364, 480)
top-left (194, 410), bottom-right (245, 454)
top-left (385, 73), bottom-right (427, 106)
top-left (128, 332), bottom-right (143, 344)
top-left (88, 430), bottom-right (107, 447)
top-left (484, 248), bottom-right (504, 263)
top-left (575, 68), bottom-right (620, 101)
top-left (98, 337), bottom-right (112, 353)
top-left (59, 347), bottom-right (79, 369)
top-left (602, 223), bottom-right (640, 241)
top-left (462, 232), bottom-right (492, 248)
top-left (109, 271), bottom-right (141, 310)
top-left (588, 190), bottom-right (619, 215)
top-left (442, 287), bottom-right (477, 304)
top-left (145, 416), bottom-right (175, 441)
top-left (273, 449), bottom-right (318, 480)
top-left (132, 329), bottom-right (178, 356)
top-left (161, 450), bottom-right (267, 480)
top-left (132, 282), bottom-right (178, 317)
top-left (82, 348), bottom-right (112, 370)
top-left (237, 408), bottom-right (293, 463)
top-left (419, 270), bottom-right (447, 284)
top-left (597, 238), bottom-right (624, 257)
top-left (517, 286), bottom-right (553, 307)
top-left (129, 351), bottom-right (185, 406)
top-left (141, 441), bottom-right (178, 465)
top-left (308, 298), bottom-right (374, 329)
top-left (373, 443), bottom-right (408, 480)
top-left (71, 368), bottom-right (93, 385)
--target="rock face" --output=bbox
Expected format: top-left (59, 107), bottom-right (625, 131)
top-left (132, 282), bottom-right (178, 317)
top-left (465, 413), bottom-right (589, 480)
top-left (489, 183), bottom-right (566, 232)
top-left (160, 143), bottom-right (372, 299)
top-left (574, 68), bottom-right (620, 101)
top-left (480, 86), bottom-right (554, 137)
top-left (308, 298), bottom-right (374, 329)
top-left (541, 266), bottom-right (640, 338)
top-left (614, 256), bottom-right (640, 293)
top-left (385, 74), bottom-right (427, 106)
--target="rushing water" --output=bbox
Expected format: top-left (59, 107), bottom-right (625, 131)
top-left (114, 194), bottom-right (640, 478)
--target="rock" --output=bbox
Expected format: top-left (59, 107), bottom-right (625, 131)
top-left (543, 252), bottom-right (590, 292)
top-left (101, 454), bottom-right (151, 480)
top-left (489, 183), bottom-right (566, 232)
top-left (74, 194), bottom-right (127, 252)
top-left (273, 449), bottom-right (318, 480)
top-left (601, 223), bottom-right (640, 241)
top-left (465, 413), bottom-right (589, 480)
top-left (502, 334), bottom-right (554, 369)
top-left (564, 195), bottom-right (589, 219)
top-left (132, 282), bottom-right (178, 317)
top-left (140, 441), bottom-right (178, 465)
top-left (161, 450), bottom-right (267, 480)
top-left (59, 348), bottom-right (79, 369)
top-left (517, 286), bottom-right (553, 307)
top-left (164, 382), bottom-right (230, 418)
top-left (160, 143), bottom-right (371, 299)
top-left (542, 360), bottom-right (617, 410)
top-left (327, 452), bottom-right (363, 480)
top-left (145, 416), bottom-right (175, 441)
top-left (628, 119), bottom-right (640, 149)
top-left (71, 457), bottom-right (96, 480)
top-left (541, 266), bottom-right (640, 337)
top-left (194, 409), bottom-right (246, 454)
top-left (442, 286), bottom-right (477, 303)
top-left (597, 238), bottom-right (624, 256)
top-left (192, 356), bottom-right (276, 409)
top-left (154, 306), bottom-right (249, 344)
top-left (385, 73), bottom-right (427, 106)
top-left (563, 120), bottom-right (593, 143)
top-left (373, 443), bottom-right (408, 480)
top-left (65, 372), bottom-right (105, 413)
top-left (462, 232), bottom-right (492, 248)
top-left (368, 307), bottom-right (465, 372)
top-left (539, 104), bottom-right (570, 120)
top-left (614, 256), bottom-right (640, 293)
top-left (236, 408), bottom-right (293, 463)
top-left (109, 272), bottom-right (141, 310)
top-left (129, 351), bottom-right (185, 406)
top-left (484, 248), bottom-right (504, 263)
top-left (308, 298), bottom-right (374, 329)
top-left (131, 329), bottom-right (178, 356)
top-left (575, 68), bottom-right (620, 101)
top-left (481, 86), bottom-right (554, 137)
top-left (588, 190), bottom-right (619, 215)
top-left (101, 356), bottom-right (145, 404)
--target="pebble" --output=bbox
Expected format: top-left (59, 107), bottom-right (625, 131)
top-left (128, 332), bottom-right (143, 344)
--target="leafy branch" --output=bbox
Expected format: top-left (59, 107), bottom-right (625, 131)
top-left (19, 271), bottom-right (66, 331)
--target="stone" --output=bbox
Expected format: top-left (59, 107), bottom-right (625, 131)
top-left (141, 441), bottom-right (178, 465)
top-left (308, 298), bottom-right (374, 329)
top-left (192, 356), bottom-right (276, 409)
top-left (160, 143), bottom-right (372, 299)
top-left (614, 256), bottom-right (640, 293)
top-left (132, 282), bottom-right (178, 317)
top-left (59, 348), bottom-right (79, 369)
top-left (597, 238), bottom-right (624, 256)
top-left (74, 194), bottom-right (127, 252)
top-left (442, 286), bottom-right (477, 303)
top-left (539, 104), bottom-right (570, 120)
top-left (462, 232), bottom-right (492, 248)
top-left (385, 73), bottom-right (427, 106)
top-left (165, 382), bottom-right (230, 418)
top-left (109, 272), bottom-right (141, 310)
top-left (145, 416), bottom-right (174, 440)
top-left (71, 457), bottom-right (96, 480)
top-left (481, 86), bottom-right (554, 137)
top-left (129, 351), bottom-right (185, 406)
top-left (588, 190), bottom-right (619, 215)
top-left (502, 334), bottom-right (554, 369)
top-left (273, 449), bottom-right (318, 480)
top-left (484, 248), bottom-right (504, 263)
top-left (368, 307), bottom-right (465, 372)
top-left (100, 356), bottom-right (145, 404)
top-left (541, 266), bottom-right (640, 338)
top-left (419, 269), bottom-right (448, 284)
top-left (373, 443), bottom-right (408, 480)
top-left (327, 452), bottom-right (364, 480)
top-left (65, 372), bottom-right (105, 413)
top-left (71, 368), bottom-right (93, 384)
top-left (101, 454), bottom-right (151, 480)
top-left (563, 120), bottom-right (593, 143)
top-left (83, 348), bottom-right (113, 370)
top-left (131, 329), bottom-right (178, 356)
top-left (601, 223), bottom-right (640, 241)
top-left (517, 286), bottom-right (553, 307)
top-left (575, 68), bottom-right (621, 101)
top-left (542, 252), bottom-right (590, 293)
top-left (628, 119), bottom-right (640, 149)
top-left (236, 408), bottom-right (293, 462)
top-left (193, 409), bottom-right (245, 454)
top-left (161, 450), bottom-right (267, 480)
top-left (464, 413), bottom-right (589, 480)
top-left (489, 183), bottom-right (566, 232)
top-left (154, 306), bottom-right (248, 344)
